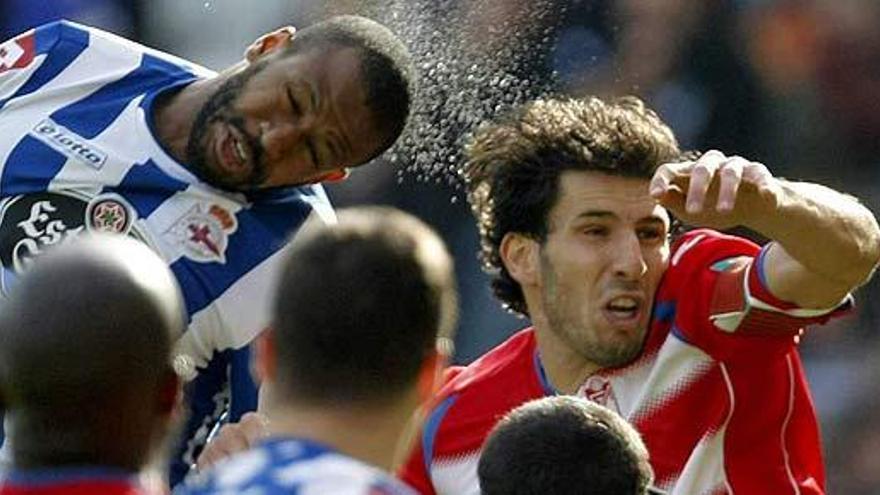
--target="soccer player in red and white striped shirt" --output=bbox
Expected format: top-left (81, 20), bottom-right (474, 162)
top-left (399, 96), bottom-right (880, 495)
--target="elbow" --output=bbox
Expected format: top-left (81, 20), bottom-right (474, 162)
top-left (849, 213), bottom-right (880, 286)
top-left (864, 233), bottom-right (880, 283)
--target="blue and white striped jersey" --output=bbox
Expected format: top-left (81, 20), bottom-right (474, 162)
top-left (0, 20), bottom-right (335, 484)
top-left (175, 437), bottom-right (416, 495)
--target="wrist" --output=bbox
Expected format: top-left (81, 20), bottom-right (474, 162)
top-left (741, 178), bottom-right (787, 237)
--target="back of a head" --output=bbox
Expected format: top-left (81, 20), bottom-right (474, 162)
top-left (290, 15), bottom-right (415, 159)
top-left (0, 234), bottom-right (185, 467)
top-left (463, 96), bottom-right (683, 316)
top-left (478, 396), bottom-right (654, 495)
top-left (272, 206), bottom-right (456, 406)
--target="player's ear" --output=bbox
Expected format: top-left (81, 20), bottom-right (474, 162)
top-left (245, 26), bottom-right (296, 62)
top-left (253, 328), bottom-right (277, 384)
top-left (157, 369), bottom-right (182, 417)
top-left (315, 168), bottom-right (350, 184)
top-left (416, 349), bottom-right (445, 404)
top-left (500, 232), bottom-right (540, 286)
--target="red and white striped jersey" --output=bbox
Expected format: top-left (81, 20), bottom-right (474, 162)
top-left (399, 229), bottom-right (850, 495)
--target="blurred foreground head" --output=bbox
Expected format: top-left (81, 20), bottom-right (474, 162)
top-left (261, 206), bottom-right (458, 409)
top-left (0, 234), bottom-right (185, 472)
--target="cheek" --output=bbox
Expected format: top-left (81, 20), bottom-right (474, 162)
top-left (267, 165), bottom-right (301, 187)
top-left (553, 245), bottom-right (604, 283)
top-left (644, 252), bottom-right (669, 288)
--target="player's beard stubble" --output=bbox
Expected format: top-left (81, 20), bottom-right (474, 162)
top-left (185, 62), bottom-right (270, 191)
top-left (540, 256), bottom-right (647, 370)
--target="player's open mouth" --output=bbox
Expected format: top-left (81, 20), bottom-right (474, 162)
top-left (602, 295), bottom-right (643, 328)
top-left (216, 124), bottom-right (253, 177)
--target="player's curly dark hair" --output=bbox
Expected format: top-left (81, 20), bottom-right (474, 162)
top-left (464, 96), bottom-right (682, 317)
top-left (285, 15), bottom-right (415, 161)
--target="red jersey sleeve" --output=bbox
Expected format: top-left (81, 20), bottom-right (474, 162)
top-left (662, 229), bottom-right (851, 361)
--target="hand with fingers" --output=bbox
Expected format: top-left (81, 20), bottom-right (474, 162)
top-left (194, 412), bottom-right (270, 473)
top-left (649, 150), bottom-right (782, 230)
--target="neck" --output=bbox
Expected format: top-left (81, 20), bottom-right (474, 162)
top-left (264, 397), bottom-right (417, 472)
top-left (12, 436), bottom-right (144, 474)
top-left (531, 314), bottom-right (600, 395)
top-left (10, 410), bottom-right (151, 473)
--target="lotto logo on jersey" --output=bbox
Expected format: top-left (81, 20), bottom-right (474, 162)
top-left (0, 31), bottom-right (35, 74)
top-left (31, 119), bottom-right (109, 169)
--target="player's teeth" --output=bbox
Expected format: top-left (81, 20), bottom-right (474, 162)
top-left (234, 141), bottom-right (247, 163)
top-left (609, 297), bottom-right (637, 310)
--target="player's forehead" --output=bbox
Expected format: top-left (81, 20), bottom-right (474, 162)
top-left (281, 47), bottom-right (381, 155)
top-left (271, 44), bottom-right (365, 91)
top-left (552, 170), bottom-right (668, 226)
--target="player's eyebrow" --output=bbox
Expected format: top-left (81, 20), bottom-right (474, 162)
top-left (637, 216), bottom-right (668, 227)
top-left (575, 210), bottom-right (618, 221)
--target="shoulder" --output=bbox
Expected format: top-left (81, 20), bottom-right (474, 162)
top-left (177, 439), bottom-right (411, 494)
top-left (422, 328), bottom-right (546, 459)
top-left (433, 328), bottom-right (540, 407)
top-left (663, 229), bottom-right (760, 295)
top-left (261, 444), bottom-right (412, 494)
top-left (175, 444), bottom-right (276, 494)
top-left (247, 185), bottom-right (335, 223)
top-left (24, 20), bottom-right (127, 61)
top-left (33, 19), bottom-right (90, 48)
top-left (0, 20), bottom-right (210, 101)
top-left (55, 20), bottom-right (213, 77)
top-left (33, 19), bottom-right (213, 78)
top-left (0, 20), bottom-right (88, 70)
top-left (669, 229), bottom-right (759, 271)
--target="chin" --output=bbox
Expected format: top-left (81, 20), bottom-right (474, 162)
top-left (592, 335), bottom-right (645, 368)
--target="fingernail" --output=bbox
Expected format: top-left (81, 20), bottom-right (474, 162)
top-left (686, 201), bottom-right (699, 213)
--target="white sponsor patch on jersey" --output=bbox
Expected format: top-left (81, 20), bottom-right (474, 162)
top-left (30, 119), bottom-right (108, 169)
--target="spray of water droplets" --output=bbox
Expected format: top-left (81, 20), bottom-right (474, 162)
top-left (317, 0), bottom-right (567, 188)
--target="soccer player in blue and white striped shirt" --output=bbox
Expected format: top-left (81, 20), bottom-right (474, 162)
top-left (0, 15), bottom-right (414, 486)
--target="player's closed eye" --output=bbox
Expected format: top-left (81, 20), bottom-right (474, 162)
top-left (637, 229), bottom-right (664, 242)
top-left (583, 226), bottom-right (609, 238)
top-left (286, 87), bottom-right (301, 116)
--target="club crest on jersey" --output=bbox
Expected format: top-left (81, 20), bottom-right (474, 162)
top-left (168, 204), bottom-right (237, 264)
top-left (0, 191), bottom-right (145, 296)
top-left (0, 30), bottom-right (35, 74)
top-left (85, 194), bottom-right (135, 235)
top-left (578, 376), bottom-right (620, 413)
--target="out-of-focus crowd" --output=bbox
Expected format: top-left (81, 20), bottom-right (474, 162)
top-left (2, 1), bottom-right (877, 492)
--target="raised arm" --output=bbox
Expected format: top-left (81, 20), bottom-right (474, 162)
top-left (651, 150), bottom-right (880, 309)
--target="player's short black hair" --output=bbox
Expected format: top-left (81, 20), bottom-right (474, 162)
top-left (286, 15), bottom-right (415, 162)
top-left (0, 235), bottom-right (184, 468)
top-left (465, 96), bottom-right (682, 316)
top-left (478, 396), bottom-right (655, 495)
top-left (272, 206), bottom-right (456, 406)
